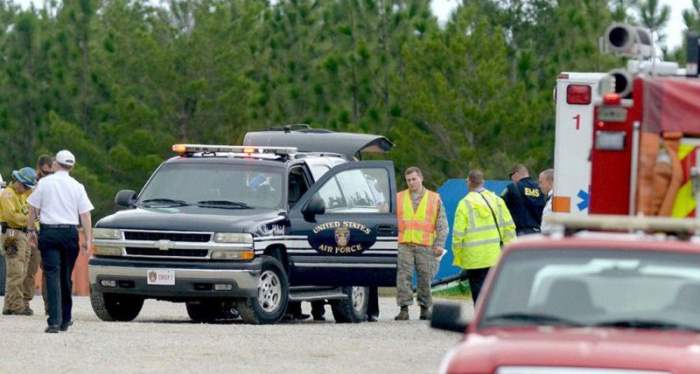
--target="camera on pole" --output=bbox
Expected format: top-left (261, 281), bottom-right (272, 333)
top-left (597, 22), bottom-right (690, 98)
top-left (605, 68), bottom-right (633, 98)
top-left (601, 23), bottom-right (654, 59)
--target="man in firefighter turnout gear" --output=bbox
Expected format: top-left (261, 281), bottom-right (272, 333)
top-left (453, 169), bottom-right (515, 304)
top-left (2, 167), bottom-right (38, 315)
top-left (395, 167), bottom-right (448, 321)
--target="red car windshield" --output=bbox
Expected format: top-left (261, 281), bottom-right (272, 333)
top-left (479, 248), bottom-right (700, 332)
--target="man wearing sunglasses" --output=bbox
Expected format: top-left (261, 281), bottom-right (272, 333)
top-left (37, 155), bottom-right (54, 180)
top-left (35, 154), bottom-right (54, 315)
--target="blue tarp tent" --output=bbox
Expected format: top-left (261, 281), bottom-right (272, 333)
top-left (433, 179), bottom-right (510, 283)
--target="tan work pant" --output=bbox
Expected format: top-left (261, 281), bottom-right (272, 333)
top-left (396, 244), bottom-right (437, 308)
top-left (3, 230), bottom-right (39, 312)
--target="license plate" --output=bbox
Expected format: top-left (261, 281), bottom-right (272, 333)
top-left (146, 269), bottom-right (175, 285)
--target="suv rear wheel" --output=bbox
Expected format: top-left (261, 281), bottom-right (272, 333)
top-left (186, 301), bottom-right (222, 322)
top-left (186, 300), bottom-right (238, 322)
top-left (331, 286), bottom-right (368, 323)
top-left (90, 289), bottom-right (144, 322)
top-left (237, 257), bottom-right (289, 324)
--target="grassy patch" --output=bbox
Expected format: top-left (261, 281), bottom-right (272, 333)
top-left (432, 280), bottom-right (471, 300)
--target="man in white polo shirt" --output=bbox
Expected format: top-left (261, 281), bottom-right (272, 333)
top-left (27, 149), bottom-right (94, 333)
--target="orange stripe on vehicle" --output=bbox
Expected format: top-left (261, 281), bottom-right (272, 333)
top-left (552, 196), bottom-right (571, 213)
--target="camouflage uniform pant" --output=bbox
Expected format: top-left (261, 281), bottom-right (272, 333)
top-left (3, 230), bottom-right (39, 313)
top-left (396, 244), bottom-right (437, 308)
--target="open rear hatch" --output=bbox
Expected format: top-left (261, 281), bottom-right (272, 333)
top-left (243, 127), bottom-right (393, 159)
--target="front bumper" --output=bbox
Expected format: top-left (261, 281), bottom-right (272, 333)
top-left (89, 257), bottom-right (262, 299)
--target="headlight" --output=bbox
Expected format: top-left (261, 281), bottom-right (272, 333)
top-left (438, 346), bottom-right (459, 374)
top-left (211, 249), bottom-right (254, 260)
top-left (93, 246), bottom-right (123, 256)
top-left (213, 233), bottom-right (253, 244)
top-left (93, 228), bottom-right (122, 240)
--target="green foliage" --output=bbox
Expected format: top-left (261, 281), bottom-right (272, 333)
top-left (0, 0), bottom-right (653, 219)
top-left (636, 0), bottom-right (671, 41)
top-left (684, 0), bottom-right (700, 33)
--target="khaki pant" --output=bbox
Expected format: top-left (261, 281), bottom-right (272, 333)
top-left (3, 230), bottom-right (38, 312)
top-left (396, 244), bottom-right (437, 308)
top-left (26, 245), bottom-right (40, 305)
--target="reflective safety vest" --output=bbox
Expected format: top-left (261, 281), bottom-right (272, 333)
top-left (452, 190), bottom-right (516, 270)
top-left (397, 189), bottom-right (440, 247)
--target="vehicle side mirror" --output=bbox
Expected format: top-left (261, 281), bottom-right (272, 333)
top-left (303, 195), bottom-right (325, 219)
top-left (431, 301), bottom-right (470, 333)
top-left (115, 190), bottom-right (137, 208)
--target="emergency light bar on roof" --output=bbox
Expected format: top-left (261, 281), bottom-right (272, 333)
top-left (171, 144), bottom-right (297, 156)
top-left (544, 213), bottom-right (700, 235)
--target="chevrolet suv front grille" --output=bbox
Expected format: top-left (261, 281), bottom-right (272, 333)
top-left (124, 231), bottom-right (211, 242)
top-left (125, 247), bottom-right (208, 258)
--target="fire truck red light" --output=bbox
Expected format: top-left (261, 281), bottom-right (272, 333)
top-left (603, 93), bottom-right (622, 106)
top-left (566, 84), bottom-right (591, 105)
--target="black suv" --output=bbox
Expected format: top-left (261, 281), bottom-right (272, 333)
top-left (89, 128), bottom-right (398, 324)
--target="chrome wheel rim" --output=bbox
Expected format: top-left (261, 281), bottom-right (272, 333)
top-left (258, 270), bottom-right (282, 313)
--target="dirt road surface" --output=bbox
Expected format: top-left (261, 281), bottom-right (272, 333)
top-left (0, 296), bottom-right (472, 374)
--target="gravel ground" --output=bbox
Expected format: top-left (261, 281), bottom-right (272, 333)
top-left (0, 296), bottom-right (472, 374)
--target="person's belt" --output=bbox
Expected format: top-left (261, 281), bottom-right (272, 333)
top-left (41, 224), bottom-right (78, 229)
top-left (7, 226), bottom-right (28, 233)
top-left (517, 227), bottom-right (541, 234)
top-left (399, 242), bottom-right (430, 248)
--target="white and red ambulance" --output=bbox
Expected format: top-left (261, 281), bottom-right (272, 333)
top-left (552, 72), bottom-right (606, 215)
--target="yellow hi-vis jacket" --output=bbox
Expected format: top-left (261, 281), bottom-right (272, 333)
top-left (0, 185), bottom-right (31, 229)
top-left (397, 189), bottom-right (440, 247)
top-left (452, 190), bottom-right (515, 269)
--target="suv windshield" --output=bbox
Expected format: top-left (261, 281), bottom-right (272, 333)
top-left (481, 249), bottom-right (700, 332)
top-left (138, 162), bottom-right (284, 209)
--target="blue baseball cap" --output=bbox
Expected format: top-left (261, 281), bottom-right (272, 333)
top-left (12, 167), bottom-right (37, 188)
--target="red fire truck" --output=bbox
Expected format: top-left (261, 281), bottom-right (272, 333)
top-left (589, 77), bottom-right (700, 217)
top-left (588, 25), bottom-right (700, 218)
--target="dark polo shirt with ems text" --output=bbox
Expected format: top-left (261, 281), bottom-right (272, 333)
top-left (502, 177), bottom-right (546, 232)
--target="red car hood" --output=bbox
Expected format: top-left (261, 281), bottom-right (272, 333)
top-left (445, 327), bottom-right (700, 374)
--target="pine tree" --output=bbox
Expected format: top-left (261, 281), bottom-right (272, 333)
top-left (636, 0), bottom-right (670, 43)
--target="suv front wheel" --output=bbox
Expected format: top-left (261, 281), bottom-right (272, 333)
top-left (237, 257), bottom-right (289, 324)
top-left (331, 286), bottom-right (369, 323)
top-left (90, 288), bottom-right (144, 321)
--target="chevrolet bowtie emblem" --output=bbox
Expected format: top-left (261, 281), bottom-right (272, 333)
top-left (156, 240), bottom-right (171, 251)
